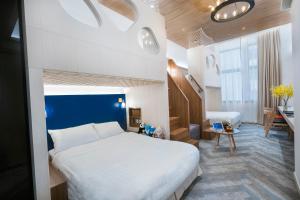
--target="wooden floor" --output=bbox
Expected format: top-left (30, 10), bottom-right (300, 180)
top-left (183, 124), bottom-right (300, 200)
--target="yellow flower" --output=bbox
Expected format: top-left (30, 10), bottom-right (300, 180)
top-left (286, 84), bottom-right (294, 98)
top-left (271, 84), bottom-right (294, 99)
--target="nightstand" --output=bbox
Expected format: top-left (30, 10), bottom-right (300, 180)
top-left (49, 163), bottom-right (68, 200)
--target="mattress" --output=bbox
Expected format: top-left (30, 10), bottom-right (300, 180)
top-left (51, 132), bottom-right (200, 200)
top-left (206, 111), bottom-right (241, 126)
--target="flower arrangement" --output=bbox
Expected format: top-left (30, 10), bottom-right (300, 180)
top-left (271, 84), bottom-right (294, 109)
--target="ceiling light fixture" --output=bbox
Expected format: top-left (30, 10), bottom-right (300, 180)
top-left (210, 0), bottom-right (255, 23)
top-left (142, 0), bottom-right (159, 11)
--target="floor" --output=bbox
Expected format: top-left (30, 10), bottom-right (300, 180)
top-left (183, 124), bottom-right (300, 200)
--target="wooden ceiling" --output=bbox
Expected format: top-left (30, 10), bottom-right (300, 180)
top-left (98, 0), bottom-right (136, 20)
top-left (98, 0), bottom-right (291, 48)
top-left (160, 0), bottom-right (291, 48)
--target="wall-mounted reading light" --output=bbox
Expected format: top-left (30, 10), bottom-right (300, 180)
top-left (117, 98), bottom-right (126, 109)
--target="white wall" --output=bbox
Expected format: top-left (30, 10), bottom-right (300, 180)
top-left (205, 87), bottom-right (222, 111)
top-left (167, 40), bottom-right (188, 68)
top-left (292, 0), bottom-right (300, 191)
top-left (279, 23), bottom-right (294, 106)
top-left (125, 83), bottom-right (170, 138)
top-left (187, 45), bottom-right (222, 111)
top-left (25, 0), bottom-right (166, 82)
top-left (280, 23), bottom-right (293, 85)
top-left (28, 69), bottom-right (51, 200)
top-left (24, 0), bottom-right (168, 199)
top-left (187, 45), bottom-right (221, 89)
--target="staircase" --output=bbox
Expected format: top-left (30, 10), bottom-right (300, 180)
top-left (167, 59), bottom-right (209, 140)
top-left (168, 74), bottom-right (199, 147)
top-left (186, 73), bottom-right (214, 139)
top-left (170, 117), bottom-right (198, 146)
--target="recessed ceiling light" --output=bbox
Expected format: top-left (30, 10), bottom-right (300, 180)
top-left (232, 10), bottom-right (237, 17)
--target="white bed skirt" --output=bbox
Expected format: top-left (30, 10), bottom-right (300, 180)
top-left (167, 166), bottom-right (202, 200)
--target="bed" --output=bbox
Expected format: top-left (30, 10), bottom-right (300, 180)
top-left (49, 122), bottom-right (201, 200)
top-left (206, 111), bottom-right (241, 128)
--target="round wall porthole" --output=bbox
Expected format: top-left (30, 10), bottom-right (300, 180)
top-left (59, 0), bottom-right (102, 28)
top-left (138, 27), bottom-right (160, 54)
top-left (206, 54), bottom-right (216, 69)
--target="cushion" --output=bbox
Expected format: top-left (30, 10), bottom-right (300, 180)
top-left (93, 121), bottom-right (124, 139)
top-left (48, 123), bottom-right (99, 154)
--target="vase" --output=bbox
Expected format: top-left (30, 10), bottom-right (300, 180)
top-left (283, 101), bottom-right (288, 111)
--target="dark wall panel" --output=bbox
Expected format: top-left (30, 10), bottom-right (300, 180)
top-left (0, 0), bottom-right (34, 199)
top-left (45, 94), bottom-right (127, 149)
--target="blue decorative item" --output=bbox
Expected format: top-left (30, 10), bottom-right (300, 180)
top-left (144, 124), bottom-right (151, 135)
top-left (144, 124), bottom-right (156, 137)
top-left (149, 126), bottom-right (156, 135)
top-left (212, 122), bottom-right (224, 132)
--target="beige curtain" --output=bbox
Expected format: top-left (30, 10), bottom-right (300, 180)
top-left (257, 29), bottom-right (281, 124)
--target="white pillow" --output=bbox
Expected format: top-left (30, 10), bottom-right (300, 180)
top-left (49, 123), bottom-right (99, 153)
top-left (93, 121), bottom-right (124, 139)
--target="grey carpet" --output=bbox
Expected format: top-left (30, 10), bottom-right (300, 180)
top-left (183, 124), bottom-right (300, 200)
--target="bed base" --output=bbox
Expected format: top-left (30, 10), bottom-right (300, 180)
top-left (167, 166), bottom-right (202, 200)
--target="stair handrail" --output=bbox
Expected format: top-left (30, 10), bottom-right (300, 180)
top-left (186, 74), bottom-right (203, 93)
top-left (185, 74), bottom-right (206, 120)
top-left (189, 74), bottom-right (203, 93)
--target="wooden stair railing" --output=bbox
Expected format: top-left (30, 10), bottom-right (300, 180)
top-left (168, 59), bottom-right (206, 139)
top-left (168, 74), bottom-right (189, 130)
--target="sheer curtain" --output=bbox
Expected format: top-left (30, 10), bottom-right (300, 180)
top-left (217, 35), bottom-right (258, 123)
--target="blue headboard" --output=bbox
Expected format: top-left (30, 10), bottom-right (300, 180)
top-left (45, 94), bottom-right (127, 150)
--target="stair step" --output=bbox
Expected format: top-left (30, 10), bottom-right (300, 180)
top-left (171, 128), bottom-right (189, 141)
top-left (170, 116), bottom-right (180, 121)
top-left (183, 138), bottom-right (199, 148)
top-left (170, 116), bottom-right (180, 131)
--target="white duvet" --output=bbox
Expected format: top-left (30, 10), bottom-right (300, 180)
top-left (52, 132), bottom-right (200, 200)
top-left (206, 111), bottom-right (241, 126)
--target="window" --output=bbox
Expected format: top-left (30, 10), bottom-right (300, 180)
top-left (218, 36), bottom-right (258, 103)
top-left (217, 35), bottom-right (258, 122)
top-left (220, 47), bottom-right (242, 102)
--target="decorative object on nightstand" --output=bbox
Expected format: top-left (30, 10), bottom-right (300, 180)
top-left (49, 163), bottom-right (68, 200)
top-left (136, 122), bottom-right (165, 139)
top-left (222, 120), bottom-right (233, 132)
top-left (153, 127), bottom-right (165, 139)
top-left (129, 108), bottom-right (141, 127)
top-left (138, 121), bottom-right (145, 134)
top-left (144, 124), bottom-right (156, 136)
